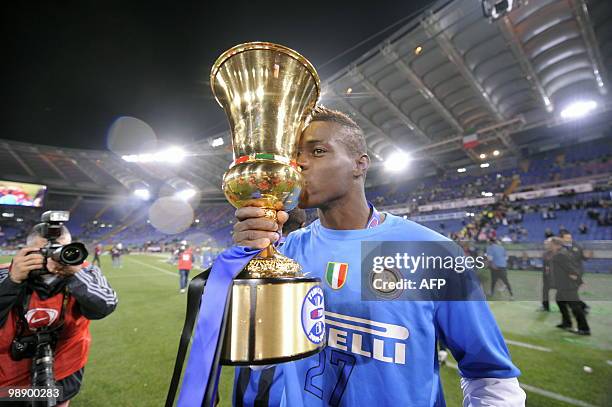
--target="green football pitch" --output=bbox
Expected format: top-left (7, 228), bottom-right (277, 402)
top-left (4, 254), bottom-right (611, 406)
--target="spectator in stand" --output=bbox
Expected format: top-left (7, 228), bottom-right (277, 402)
top-left (544, 228), bottom-right (554, 239)
top-left (578, 223), bottom-right (588, 234)
top-left (558, 225), bottom-right (569, 236)
top-left (587, 209), bottom-right (599, 220)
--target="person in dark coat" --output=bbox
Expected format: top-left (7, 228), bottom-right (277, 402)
top-left (547, 237), bottom-right (590, 335)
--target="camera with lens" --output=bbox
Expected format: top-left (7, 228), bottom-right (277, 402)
top-left (11, 331), bottom-right (61, 406)
top-left (29, 210), bottom-right (89, 279)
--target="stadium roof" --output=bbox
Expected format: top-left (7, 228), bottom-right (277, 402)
top-left (321, 0), bottom-right (612, 182)
top-left (3, 0), bottom-right (611, 197)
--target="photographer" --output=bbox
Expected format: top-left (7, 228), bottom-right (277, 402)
top-left (0, 220), bottom-right (118, 406)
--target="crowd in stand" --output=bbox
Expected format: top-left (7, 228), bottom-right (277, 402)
top-left (1, 140), bottom-right (610, 251)
top-left (446, 196), bottom-right (610, 243)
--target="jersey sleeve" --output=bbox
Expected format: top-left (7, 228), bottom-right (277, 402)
top-left (66, 265), bottom-right (118, 319)
top-left (434, 299), bottom-right (520, 379)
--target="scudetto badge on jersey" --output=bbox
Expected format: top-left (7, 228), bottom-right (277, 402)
top-left (326, 262), bottom-right (348, 289)
top-left (301, 285), bottom-right (325, 344)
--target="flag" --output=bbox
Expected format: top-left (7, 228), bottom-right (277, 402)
top-left (325, 262), bottom-right (348, 289)
top-left (463, 133), bottom-right (479, 149)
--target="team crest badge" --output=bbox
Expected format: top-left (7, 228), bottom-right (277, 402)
top-left (301, 286), bottom-right (325, 344)
top-left (325, 262), bottom-right (348, 290)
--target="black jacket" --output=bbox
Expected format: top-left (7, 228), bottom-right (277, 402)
top-left (0, 264), bottom-right (118, 328)
top-left (550, 249), bottom-right (580, 291)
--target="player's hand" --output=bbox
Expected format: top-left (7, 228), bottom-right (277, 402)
top-left (8, 247), bottom-right (45, 284)
top-left (233, 207), bottom-right (289, 249)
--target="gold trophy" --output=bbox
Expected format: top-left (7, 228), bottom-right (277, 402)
top-left (211, 42), bottom-right (325, 364)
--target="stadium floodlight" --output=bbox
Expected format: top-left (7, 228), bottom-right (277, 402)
top-left (176, 188), bottom-right (197, 200)
top-left (560, 100), bottom-right (597, 119)
top-left (480, 162), bottom-right (490, 168)
top-left (479, 153), bottom-right (487, 159)
top-left (493, 150), bottom-right (500, 156)
top-left (165, 147), bottom-right (186, 163)
top-left (384, 151), bottom-right (411, 172)
top-left (211, 137), bottom-right (224, 147)
top-left (134, 188), bottom-right (151, 200)
top-left (457, 168), bottom-right (466, 173)
top-left (121, 146), bottom-right (186, 164)
top-left (481, 192), bottom-right (493, 197)
top-left (482, 0), bottom-right (514, 20)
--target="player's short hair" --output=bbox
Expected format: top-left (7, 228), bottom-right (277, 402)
top-left (26, 224), bottom-right (71, 246)
top-left (310, 105), bottom-right (367, 157)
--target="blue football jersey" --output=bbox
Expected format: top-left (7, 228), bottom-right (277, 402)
top-left (234, 214), bottom-right (520, 407)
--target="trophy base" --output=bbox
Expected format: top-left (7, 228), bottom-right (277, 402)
top-left (221, 276), bottom-right (325, 365)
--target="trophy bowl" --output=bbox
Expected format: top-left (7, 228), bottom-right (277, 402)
top-left (210, 42), bottom-right (325, 364)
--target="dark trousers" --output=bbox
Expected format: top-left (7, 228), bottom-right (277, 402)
top-left (179, 269), bottom-right (190, 289)
top-left (92, 254), bottom-right (101, 267)
top-left (490, 267), bottom-right (513, 296)
top-left (542, 275), bottom-right (552, 310)
top-left (556, 289), bottom-right (590, 331)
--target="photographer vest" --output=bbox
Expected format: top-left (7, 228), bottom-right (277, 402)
top-left (178, 248), bottom-right (193, 270)
top-left (0, 289), bottom-right (91, 386)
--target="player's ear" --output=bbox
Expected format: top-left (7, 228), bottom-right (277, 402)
top-left (354, 154), bottom-right (370, 178)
